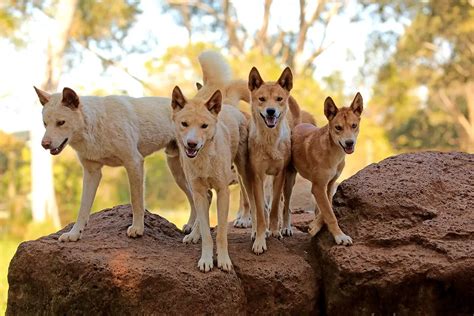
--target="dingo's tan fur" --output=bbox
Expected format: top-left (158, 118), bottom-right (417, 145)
top-left (244, 66), bottom-right (301, 254)
top-left (34, 87), bottom-right (196, 241)
top-left (172, 51), bottom-right (250, 272)
top-left (291, 92), bottom-right (364, 245)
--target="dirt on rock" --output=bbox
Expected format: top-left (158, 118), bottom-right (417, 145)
top-left (7, 152), bottom-right (474, 315)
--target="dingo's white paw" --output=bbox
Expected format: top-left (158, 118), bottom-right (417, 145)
top-left (334, 233), bottom-right (353, 246)
top-left (281, 226), bottom-right (293, 237)
top-left (251, 229), bottom-right (257, 241)
top-left (183, 231), bottom-right (200, 244)
top-left (233, 216), bottom-right (252, 228)
top-left (217, 254), bottom-right (233, 272)
top-left (127, 224), bottom-right (144, 238)
top-left (182, 223), bottom-right (193, 234)
top-left (252, 236), bottom-right (267, 255)
top-left (58, 230), bottom-right (82, 242)
top-left (198, 255), bottom-right (214, 272)
top-left (270, 229), bottom-right (282, 239)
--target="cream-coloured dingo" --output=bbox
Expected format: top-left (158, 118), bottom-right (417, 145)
top-left (291, 93), bottom-right (364, 245)
top-left (172, 51), bottom-right (250, 272)
top-left (34, 87), bottom-right (195, 241)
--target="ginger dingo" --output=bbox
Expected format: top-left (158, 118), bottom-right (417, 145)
top-left (245, 66), bottom-right (301, 254)
top-left (291, 93), bottom-right (364, 245)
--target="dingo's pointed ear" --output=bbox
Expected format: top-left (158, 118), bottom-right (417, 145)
top-left (249, 67), bottom-right (264, 91)
top-left (205, 90), bottom-right (222, 116)
top-left (62, 87), bottom-right (80, 110)
top-left (277, 67), bottom-right (293, 92)
top-left (324, 97), bottom-right (338, 121)
top-left (350, 92), bottom-right (363, 117)
top-left (34, 86), bottom-right (51, 106)
top-left (171, 86), bottom-right (186, 112)
top-left (196, 82), bottom-right (203, 91)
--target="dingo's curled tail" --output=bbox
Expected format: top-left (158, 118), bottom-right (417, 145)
top-left (198, 51), bottom-right (232, 86)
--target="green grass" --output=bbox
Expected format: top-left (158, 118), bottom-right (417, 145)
top-left (0, 238), bottom-right (21, 315)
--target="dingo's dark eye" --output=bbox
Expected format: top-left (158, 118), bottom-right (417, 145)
top-left (335, 125), bottom-right (342, 131)
top-left (258, 97), bottom-right (266, 102)
top-left (57, 120), bottom-right (65, 127)
top-left (352, 123), bottom-right (357, 129)
top-left (276, 96), bottom-right (283, 102)
top-left (201, 124), bottom-right (208, 129)
top-left (43, 122), bottom-right (47, 127)
top-left (181, 122), bottom-right (188, 127)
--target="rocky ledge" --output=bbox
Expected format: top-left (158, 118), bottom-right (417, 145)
top-left (7, 152), bottom-right (474, 315)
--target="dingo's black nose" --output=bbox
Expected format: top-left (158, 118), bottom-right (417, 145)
top-left (41, 140), bottom-right (51, 149)
top-left (345, 140), bottom-right (354, 147)
top-left (187, 141), bottom-right (198, 149)
top-left (266, 108), bottom-right (276, 116)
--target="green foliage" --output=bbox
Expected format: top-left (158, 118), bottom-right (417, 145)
top-left (71, 0), bottom-right (141, 49)
top-left (365, 0), bottom-right (474, 152)
top-left (0, 2), bottom-right (19, 37)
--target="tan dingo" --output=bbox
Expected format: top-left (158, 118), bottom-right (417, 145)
top-left (245, 66), bottom-right (302, 254)
top-left (171, 51), bottom-right (250, 272)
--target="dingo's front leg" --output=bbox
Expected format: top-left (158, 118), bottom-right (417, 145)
top-left (252, 174), bottom-right (267, 254)
top-left (281, 168), bottom-right (296, 237)
top-left (192, 182), bottom-right (213, 272)
top-left (216, 186), bottom-right (232, 271)
top-left (269, 172), bottom-right (284, 239)
top-left (166, 153), bottom-right (196, 234)
top-left (233, 178), bottom-right (252, 228)
top-left (59, 159), bottom-right (102, 242)
top-left (125, 155), bottom-right (145, 238)
top-left (311, 183), bottom-right (352, 246)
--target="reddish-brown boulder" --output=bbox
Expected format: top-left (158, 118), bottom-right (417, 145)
top-left (7, 206), bottom-right (318, 315)
top-left (7, 152), bottom-right (473, 315)
top-left (315, 152), bottom-right (474, 315)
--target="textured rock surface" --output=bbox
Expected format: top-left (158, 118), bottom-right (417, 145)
top-left (7, 152), bottom-right (474, 315)
top-left (7, 206), bottom-right (318, 315)
top-left (315, 151), bottom-right (474, 315)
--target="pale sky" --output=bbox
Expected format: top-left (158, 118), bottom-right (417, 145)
top-left (0, 0), bottom-right (400, 133)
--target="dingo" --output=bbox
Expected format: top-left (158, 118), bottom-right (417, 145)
top-left (172, 51), bottom-right (250, 272)
top-left (234, 99), bottom-right (316, 229)
top-left (245, 66), bottom-right (301, 254)
top-left (291, 93), bottom-right (364, 245)
top-left (34, 87), bottom-right (194, 241)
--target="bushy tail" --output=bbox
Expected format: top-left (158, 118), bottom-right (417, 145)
top-left (198, 51), bottom-right (232, 85)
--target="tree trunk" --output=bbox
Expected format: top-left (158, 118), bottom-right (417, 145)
top-left (30, 0), bottom-right (78, 227)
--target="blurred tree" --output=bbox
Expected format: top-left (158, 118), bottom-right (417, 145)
top-left (362, 0), bottom-right (474, 152)
top-left (163, 0), bottom-right (352, 76)
top-left (1, 0), bottom-right (141, 226)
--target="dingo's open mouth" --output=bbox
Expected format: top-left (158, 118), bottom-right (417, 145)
top-left (184, 146), bottom-right (200, 158)
top-left (50, 138), bottom-right (68, 155)
top-left (260, 113), bottom-right (280, 128)
top-left (339, 141), bottom-right (354, 154)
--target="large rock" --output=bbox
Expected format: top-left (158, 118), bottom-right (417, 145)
top-left (7, 152), bottom-right (474, 315)
top-left (7, 206), bottom-right (318, 315)
top-left (315, 151), bottom-right (474, 315)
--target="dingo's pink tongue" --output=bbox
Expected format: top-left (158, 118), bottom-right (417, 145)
top-left (265, 116), bottom-right (277, 127)
top-left (344, 147), bottom-right (354, 154)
